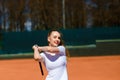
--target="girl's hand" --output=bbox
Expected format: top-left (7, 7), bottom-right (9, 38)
top-left (38, 46), bottom-right (42, 52)
top-left (32, 45), bottom-right (38, 50)
top-left (32, 45), bottom-right (42, 52)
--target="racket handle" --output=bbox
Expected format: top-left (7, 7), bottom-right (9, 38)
top-left (39, 62), bottom-right (44, 75)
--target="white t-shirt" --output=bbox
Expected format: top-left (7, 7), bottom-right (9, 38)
top-left (40, 46), bottom-right (68, 80)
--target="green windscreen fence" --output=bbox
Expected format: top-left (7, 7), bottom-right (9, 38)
top-left (93, 27), bottom-right (120, 40)
top-left (61, 28), bottom-right (95, 45)
top-left (1, 27), bottom-right (120, 54)
top-left (2, 31), bottom-right (48, 53)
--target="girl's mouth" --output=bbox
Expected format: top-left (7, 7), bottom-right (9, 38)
top-left (54, 41), bottom-right (59, 45)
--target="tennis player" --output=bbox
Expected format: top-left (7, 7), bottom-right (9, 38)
top-left (32, 29), bottom-right (68, 80)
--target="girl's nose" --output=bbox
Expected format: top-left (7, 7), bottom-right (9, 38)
top-left (57, 38), bottom-right (60, 41)
top-left (56, 38), bottom-right (60, 42)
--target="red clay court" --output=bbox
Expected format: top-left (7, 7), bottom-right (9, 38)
top-left (0, 55), bottom-right (120, 80)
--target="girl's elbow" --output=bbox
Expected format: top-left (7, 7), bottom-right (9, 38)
top-left (34, 56), bottom-right (40, 60)
top-left (34, 55), bottom-right (43, 60)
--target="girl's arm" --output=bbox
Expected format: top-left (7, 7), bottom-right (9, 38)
top-left (38, 46), bottom-right (60, 53)
top-left (32, 45), bottom-right (42, 61)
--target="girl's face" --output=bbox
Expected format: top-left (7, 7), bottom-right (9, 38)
top-left (48, 31), bottom-right (61, 47)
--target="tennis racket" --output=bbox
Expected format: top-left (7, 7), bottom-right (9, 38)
top-left (39, 62), bottom-right (44, 76)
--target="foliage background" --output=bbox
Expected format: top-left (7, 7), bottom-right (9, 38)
top-left (0, 0), bottom-right (120, 32)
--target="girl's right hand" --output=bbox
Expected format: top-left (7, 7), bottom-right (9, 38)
top-left (32, 45), bottom-right (38, 50)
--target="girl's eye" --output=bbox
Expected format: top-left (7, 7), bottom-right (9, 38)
top-left (54, 36), bottom-right (57, 38)
top-left (53, 36), bottom-right (61, 40)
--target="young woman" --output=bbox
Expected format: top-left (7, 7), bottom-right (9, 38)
top-left (32, 30), bottom-right (68, 80)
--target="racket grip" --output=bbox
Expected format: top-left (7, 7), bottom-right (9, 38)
top-left (39, 62), bottom-right (44, 75)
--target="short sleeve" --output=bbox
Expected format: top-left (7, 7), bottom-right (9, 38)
top-left (39, 52), bottom-right (45, 62)
top-left (57, 46), bottom-right (66, 55)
